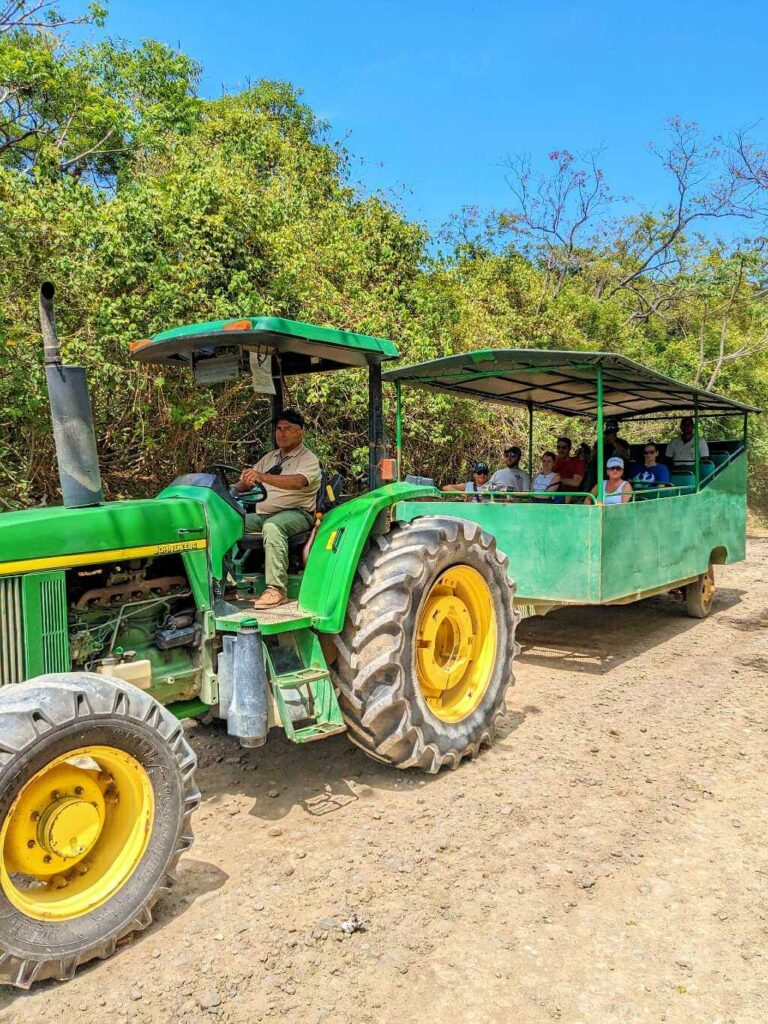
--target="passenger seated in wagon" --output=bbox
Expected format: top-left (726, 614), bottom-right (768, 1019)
top-left (585, 456), bottom-right (633, 504)
top-left (631, 441), bottom-right (670, 485)
top-left (666, 417), bottom-right (709, 467)
top-left (554, 436), bottom-right (586, 499)
top-left (488, 445), bottom-right (530, 494)
top-left (442, 461), bottom-right (491, 502)
top-left (531, 452), bottom-right (561, 500)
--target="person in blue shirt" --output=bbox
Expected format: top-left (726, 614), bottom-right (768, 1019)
top-left (631, 441), bottom-right (670, 485)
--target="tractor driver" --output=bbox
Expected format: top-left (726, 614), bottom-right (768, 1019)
top-left (235, 409), bottom-right (321, 609)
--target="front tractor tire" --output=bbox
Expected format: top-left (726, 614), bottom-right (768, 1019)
top-left (0, 672), bottom-right (199, 989)
top-left (333, 517), bottom-right (519, 773)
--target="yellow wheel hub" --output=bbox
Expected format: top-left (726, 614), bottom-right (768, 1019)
top-left (0, 746), bottom-right (154, 922)
top-left (701, 568), bottom-right (715, 606)
top-left (416, 564), bottom-right (497, 723)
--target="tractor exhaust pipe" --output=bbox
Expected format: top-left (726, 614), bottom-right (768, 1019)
top-left (39, 282), bottom-right (104, 508)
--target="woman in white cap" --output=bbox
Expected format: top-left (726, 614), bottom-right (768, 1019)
top-left (585, 456), bottom-right (633, 504)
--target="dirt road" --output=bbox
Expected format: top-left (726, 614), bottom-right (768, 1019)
top-left (2, 535), bottom-right (766, 1024)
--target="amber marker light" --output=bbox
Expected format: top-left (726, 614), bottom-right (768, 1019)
top-left (223, 319), bottom-right (252, 331)
top-left (128, 339), bottom-right (152, 353)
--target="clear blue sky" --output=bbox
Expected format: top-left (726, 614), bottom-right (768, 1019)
top-left (70, 0), bottom-right (768, 232)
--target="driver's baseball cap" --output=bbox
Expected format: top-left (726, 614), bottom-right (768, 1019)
top-left (272, 408), bottom-right (305, 428)
top-left (604, 419), bottom-right (619, 433)
top-left (473, 462), bottom-right (490, 475)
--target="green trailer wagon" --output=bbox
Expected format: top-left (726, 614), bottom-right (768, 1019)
top-left (384, 348), bottom-right (758, 620)
top-left (0, 290), bottom-right (757, 987)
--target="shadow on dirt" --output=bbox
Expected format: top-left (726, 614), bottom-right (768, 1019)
top-left (187, 696), bottom-right (541, 826)
top-left (516, 587), bottom-right (745, 676)
top-left (192, 722), bottom-right (440, 823)
top-left (494, 704), bottom-right (542, 740)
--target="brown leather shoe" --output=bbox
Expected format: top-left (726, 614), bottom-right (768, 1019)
top-left (252, 586), bottom-right (287, 609)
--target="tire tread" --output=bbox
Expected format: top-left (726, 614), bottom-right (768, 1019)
top-left (332, 517), bottom-right (519, 773)
top-left (0, 672), bottom-right (200, 989)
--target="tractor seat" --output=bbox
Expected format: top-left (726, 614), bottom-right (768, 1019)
top-left (237, 469), bottom-right (345, 557)
top-left (239, 530), bottom-right (310, 552)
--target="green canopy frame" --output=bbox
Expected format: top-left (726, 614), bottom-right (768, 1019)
top-left (131, 315), bottom-right (399, 490)
top-left (384, 348), bottom-right (760, 500)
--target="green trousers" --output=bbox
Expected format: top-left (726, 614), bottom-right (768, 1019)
top-left (244, 508), bottom-right (314, 593)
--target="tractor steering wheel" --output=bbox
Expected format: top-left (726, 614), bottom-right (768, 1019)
top-left (205, 463), bottom-right (267, 506)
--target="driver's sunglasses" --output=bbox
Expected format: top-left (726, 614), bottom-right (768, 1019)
top-left (644, 448), bottom-right (656, 455)
top-left (265, 463), bottom-right (283, 475)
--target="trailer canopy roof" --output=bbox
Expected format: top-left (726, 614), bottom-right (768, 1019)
top-left (130, 316), bottom-right (399, 374)
top-left (383, 349), bottom-right (760, 418)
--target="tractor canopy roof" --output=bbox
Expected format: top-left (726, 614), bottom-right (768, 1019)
top-left (383, 348), bottom-right (761, 419)
top-left (130, 316), bottom-right (399, 377)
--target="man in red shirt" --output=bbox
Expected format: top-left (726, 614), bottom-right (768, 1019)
top-left (554, 436), bottom-right (586, 497)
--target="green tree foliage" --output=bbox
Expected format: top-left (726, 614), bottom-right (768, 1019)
top-left (1, 18), bottom-right (766, 510)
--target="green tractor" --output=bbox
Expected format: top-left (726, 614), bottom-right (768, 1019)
top-left (0, 287), bottom-right (518, 987)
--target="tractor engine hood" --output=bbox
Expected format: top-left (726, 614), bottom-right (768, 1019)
top-left (0, 499), bottom-right (208, 578)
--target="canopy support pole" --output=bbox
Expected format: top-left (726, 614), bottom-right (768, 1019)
top-left (368, 361), bottom-right (384, 490)
top-left (596, 365), bottom-right (604, 503)
top-left (527, 401), bottom-right (534, 480)
top-left (694, 398), bottom-right (701, 491)
top-left (743, 412), bottom-right (748, 451)
top-left (395, 381), bottom-right (403, 481)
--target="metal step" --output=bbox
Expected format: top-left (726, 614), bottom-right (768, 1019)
top-left (293, 722), bottom-right (347, 743)
top-left (263, 629), bottom-right (345, 743)
top-left (272, 667), bottom-right (330, 689)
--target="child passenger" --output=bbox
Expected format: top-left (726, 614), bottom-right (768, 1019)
top-left (441, 462), bottom-right (491, 502)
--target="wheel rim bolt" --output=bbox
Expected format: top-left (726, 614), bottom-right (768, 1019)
top-left (74, 786), bottom-right (84, 796)
top-left (27, 839), bottom-right (35, 848)
top-left (30, 811), bottom-right (40, 822)
top-left (43, 855), bottom-right (52, 864)
top-left (51, 790), bottom-right (61, 800)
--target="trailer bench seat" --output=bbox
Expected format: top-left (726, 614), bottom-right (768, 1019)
top-left (669, 472), bottom-right (696, 494)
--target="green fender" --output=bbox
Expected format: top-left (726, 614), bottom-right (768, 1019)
top-left (299, 482), bottom-right (439, 633)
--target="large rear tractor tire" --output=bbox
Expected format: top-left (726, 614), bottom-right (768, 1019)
top-left (685, 563), bottom-right (716, 618)
top-left (332, 517), bottom-right (519, 772)
top-left (0, 672), bottom-right (199, 989)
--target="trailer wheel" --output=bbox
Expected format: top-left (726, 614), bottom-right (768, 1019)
top-left (685, 564), bottom-right (716, 618)
top-left (332, 517), bottom-right (519, 772)
top-left (0, 673), bottom-right (199, 988)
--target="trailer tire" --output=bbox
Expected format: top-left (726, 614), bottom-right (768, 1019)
top-left (332, 517), bottom-right (519, 772)
top-left (0, 672), bottom-right (199, 989)
top-left (685, 563), bottom-right (716, 618)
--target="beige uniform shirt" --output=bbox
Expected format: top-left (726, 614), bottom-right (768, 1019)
top-left (253, 444), bottom-right (321, 515)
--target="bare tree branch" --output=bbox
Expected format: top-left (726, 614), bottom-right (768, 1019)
top-left (726, 124), bottom-right (768, 207)
top-left (606, 118), bottom-right (758, 299)
top-left (500, 147), bottom-right (612, 308)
